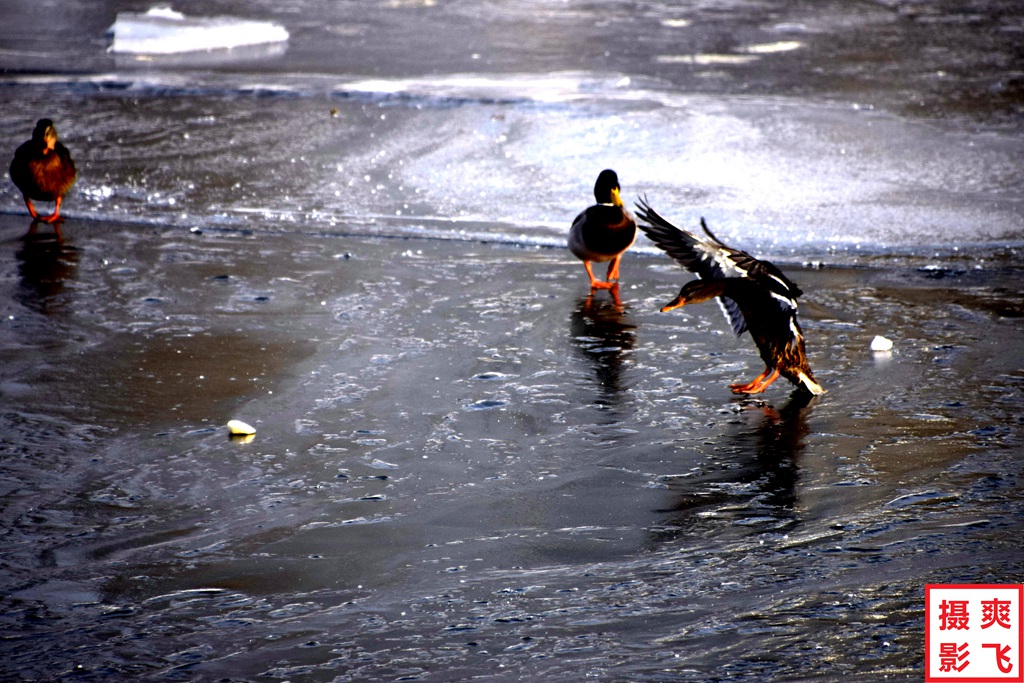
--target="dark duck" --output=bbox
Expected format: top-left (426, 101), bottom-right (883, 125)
top-left (10, 119), bottom-right (77, 224)
top-left (568, 169), bottom-right (637, 290)
top-left (636, 198), bottom-right (824, 396)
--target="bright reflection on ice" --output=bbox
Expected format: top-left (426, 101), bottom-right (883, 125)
top-left (745, 41), bottom-right (803, 54)
top-left (656, 54), bottom-right (760, 65)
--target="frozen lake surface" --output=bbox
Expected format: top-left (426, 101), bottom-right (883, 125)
top-left (1, 0), bottom-right (1022, 259)
top-left (0, 0), bottom-right (1022, 681)
top-left (1, 219), bottom-right (1020, 681)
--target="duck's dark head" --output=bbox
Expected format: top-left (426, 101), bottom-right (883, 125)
top-left (594, 169), bottom-right (623, 206)
top-left (660, 279), bottom-right (728, 312)
top-left (32, 119), bottom-right (58, 151)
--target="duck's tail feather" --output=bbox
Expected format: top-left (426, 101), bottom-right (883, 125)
top-left (797, 371), bottom-right (826, 395)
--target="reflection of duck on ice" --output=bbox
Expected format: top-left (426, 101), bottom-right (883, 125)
top-left (570, 292), bottom-right (637, 404)
top-left (16, 225), bottom-right (78, 316)
top-left (636, 199), bottom-right (824, 396)
top-left (649, 389), bottom-right (815, 548)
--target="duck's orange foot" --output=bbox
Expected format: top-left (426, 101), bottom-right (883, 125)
top-left (729, 367), bottom-right (771, 392)
top-left (583, 261), bottom-right (621, 291)
top-left (729, 368), bottom-right (780, 394)
top-left (25, 197), bottom-right (62, 223)
top-left (605, 254), bottom-right (624, 283)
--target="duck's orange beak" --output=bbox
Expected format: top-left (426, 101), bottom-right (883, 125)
top-left (660, 296), bottom-right (687, 313)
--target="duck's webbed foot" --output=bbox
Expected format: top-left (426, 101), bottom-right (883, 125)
top-left (730, 368), bottom-right (780, 394)
top-left (584, 261), bottom-right (617, 290)
top-left (38, 197), bottom-right (63, 224)
top-left (604, 255), bottom-right (623, 284)
top-left (26, 197), bottom-right (63, 224)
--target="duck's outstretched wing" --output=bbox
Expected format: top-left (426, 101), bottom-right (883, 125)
top-left (634, 197), bottom-right (748, 335)
top-left (697, 215), bottom-right (803, 301)
top-left (635, 197), bottom-right (806, 336)
top-left (635, 197), bottom-right (752, 280)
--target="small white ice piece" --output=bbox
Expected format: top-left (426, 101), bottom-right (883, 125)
top-left (108, 5), bottom-right (289, 55)
top-left (227, 419), bottom-right (256, 436)
top-left (870, 335), bottom-right (894, 352)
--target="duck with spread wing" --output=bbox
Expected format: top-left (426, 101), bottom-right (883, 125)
top-left (636, 198), bottom-right (824, 395)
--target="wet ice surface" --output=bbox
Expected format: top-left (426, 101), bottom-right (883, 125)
top-left (1, 217), bottom-right (1022, 681)
top-left (1, 76), bottom-right (1021, 260)
top-left (1, 1), bottom-right (1023, 257)
top-left (3, 0), bottom-right (1024, 126)
top-left (1, 0), bottom-right (1024, 680)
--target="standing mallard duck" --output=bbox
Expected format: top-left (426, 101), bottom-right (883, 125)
top-left (568, 169), bottom-right (637, 290)
top-left (10, 119), bottom-right (77, 224)
top-left (636, 198), bottom-right (824, 395)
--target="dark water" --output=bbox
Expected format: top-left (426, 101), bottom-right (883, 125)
top-left (1, 1), bottom-right (1023, 681)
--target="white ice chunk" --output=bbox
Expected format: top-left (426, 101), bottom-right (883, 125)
top-left (108, 5), bottom-right (288, 55)
top-left (870, 335), bottom-right (894, 352)
top-left (227, 419), bottom-right (256, 436)
top-left (143, 6), bottom-right (185, 20)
